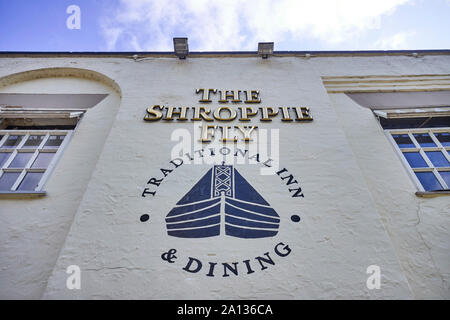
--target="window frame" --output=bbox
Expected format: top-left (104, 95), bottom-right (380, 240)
top-left (0, 129), bottom-right (73, 193)
top-left (385, 127), bottom-right (450, 192)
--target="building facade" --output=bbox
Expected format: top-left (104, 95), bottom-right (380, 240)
top-left (0, 51), bottom-right (449, 299)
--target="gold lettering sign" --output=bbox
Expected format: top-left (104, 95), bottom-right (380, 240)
top-left (143, 89), bottom-right (313, 126)
top-left (213, 106), bottom-right (237, 121)
top-left (163, 106), bottom-right (189, 121)
top-left (144, 106), bottom-right (312, 122)
top-left (218, 90), bottom-right (241, 103)
top-left (244, 90), bottom-right (261, 104)
top-left (239, 106), bottom-right (258, 121)
top-left (199, 125), bottom-right (258, 143)
top-left (196, 88), bottom-right (217, 102)
top-left (260, 107), bottom-right (279, 121)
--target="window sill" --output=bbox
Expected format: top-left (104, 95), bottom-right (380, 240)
top-left (415, 190), bottom-right (450, 198)
top-left (0, 191), bottom-right (47, 199)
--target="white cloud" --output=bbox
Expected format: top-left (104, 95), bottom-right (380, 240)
top-left (100, 0), bottom-right (411, 51)
top-left (374, 31), bottom-right (416, 50)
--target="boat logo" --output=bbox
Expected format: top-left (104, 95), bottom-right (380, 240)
top-left (140, 151), bottom-right (305, 277)
top-left (165, 165), bottom-right (280, 239)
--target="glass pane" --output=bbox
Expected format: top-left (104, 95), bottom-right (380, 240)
top-left (435, 132), bottom-right (450, 147)
top-left (0, 152), bottom-right (12, 167)
top-left (0, 172), bottom-right (21, 191)
top-left (0, 135), bottom-right (23, 149)
top-left (392, 134), bottom-right (415, 148)
top-left (17, 172), bottom-right (43, 191)
top-left (44, 135), bottom-right (65, 148)
top-left (8, 153), bottom-right (34, 168)
top-left (31, 152), bottom-right (55, 168)
top-left (439, 171), bottom-right (450, 189)
top-left (426, 151), bottom-right (450, 167)
top-left (22, 135), bottom-right (45, 149)
top-left (413, 133), bottom-right (436, 147)
top-left (403, 152), bottom-right (428, 168)
top-left (415, 172), bottom-right (443, 191)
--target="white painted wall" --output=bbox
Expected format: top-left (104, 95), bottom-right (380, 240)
top-left (0, 73), bottom-right (121, 299)
top-left (328, 93), bottom-right (449, 299)
top-left (0, 54), bottom-right (448, 299)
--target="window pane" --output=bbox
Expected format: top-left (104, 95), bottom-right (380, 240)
top-left (17, 172), bottom-right (43, 191)
top-left (8, 153), bottom-right (33, 168)
top-left (435, 132), bottom-right (450, 147)
top-left (439, 171), bottom-right (450, 189)
top-left (415, 172), bottom-right (443, 191)
top-left (0, 172), bottom-right (21, 191)
top-left (392, 134), bottom-right (415, 148)
top-left (22, 135), bottom-right (45, 149)
top-left (44, 135), bottom-right (65, 148)
top-left (0, 135), bottom-right (23, 149)
top-left (0, 152), bottom-right (12, 167)
top-left (31, 152), bottom-right (55, 168)
top-left (426, 151), bottom-right (450, 167)
top-left (403, 152), bottom-right (428, 168)
top-left (413, 133), bottom-right (436, 147)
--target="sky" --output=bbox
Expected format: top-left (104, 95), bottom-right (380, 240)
top-left (0, 0), bottom-right (449, 52)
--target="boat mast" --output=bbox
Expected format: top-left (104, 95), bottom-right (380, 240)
top-left (220, 192), bottom-right (226, 236)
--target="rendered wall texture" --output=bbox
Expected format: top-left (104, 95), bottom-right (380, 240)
top-left (0, 54), bottom-right (448, 299)
top-left (0, 70), bottom-right (122, 299)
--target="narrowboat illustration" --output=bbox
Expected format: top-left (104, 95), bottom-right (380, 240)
top-left (165, 165), bottom-right (280, 239)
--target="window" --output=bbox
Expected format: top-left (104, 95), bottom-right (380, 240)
top-left (0, 103), bottom-right (83, 195)
top-left (386, 128), bottom-right (450, 191)
top-left (0, 129), bottom-right (72, 193)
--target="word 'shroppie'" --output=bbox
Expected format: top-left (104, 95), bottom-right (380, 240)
top-left (143, 88), bottom-right (313, 122)
top-left (144, 105), bottom-right (312, 122)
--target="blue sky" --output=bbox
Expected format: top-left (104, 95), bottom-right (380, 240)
top-left (1, 0), bottom-right (449, 52)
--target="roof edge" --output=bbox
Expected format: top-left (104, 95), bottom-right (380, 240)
top-left (0, 50), bottom-right (449, 59)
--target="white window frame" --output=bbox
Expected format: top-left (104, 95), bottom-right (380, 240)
top-left (385, 127), bottom-right (450, 192)
top-left (0, 129), bottom-right (73, 193)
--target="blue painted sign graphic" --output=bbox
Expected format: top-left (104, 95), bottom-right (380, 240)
top-left (166, 165), bottom-right (280, 239)
top-left (140, 150), bottom-right (304, 277)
